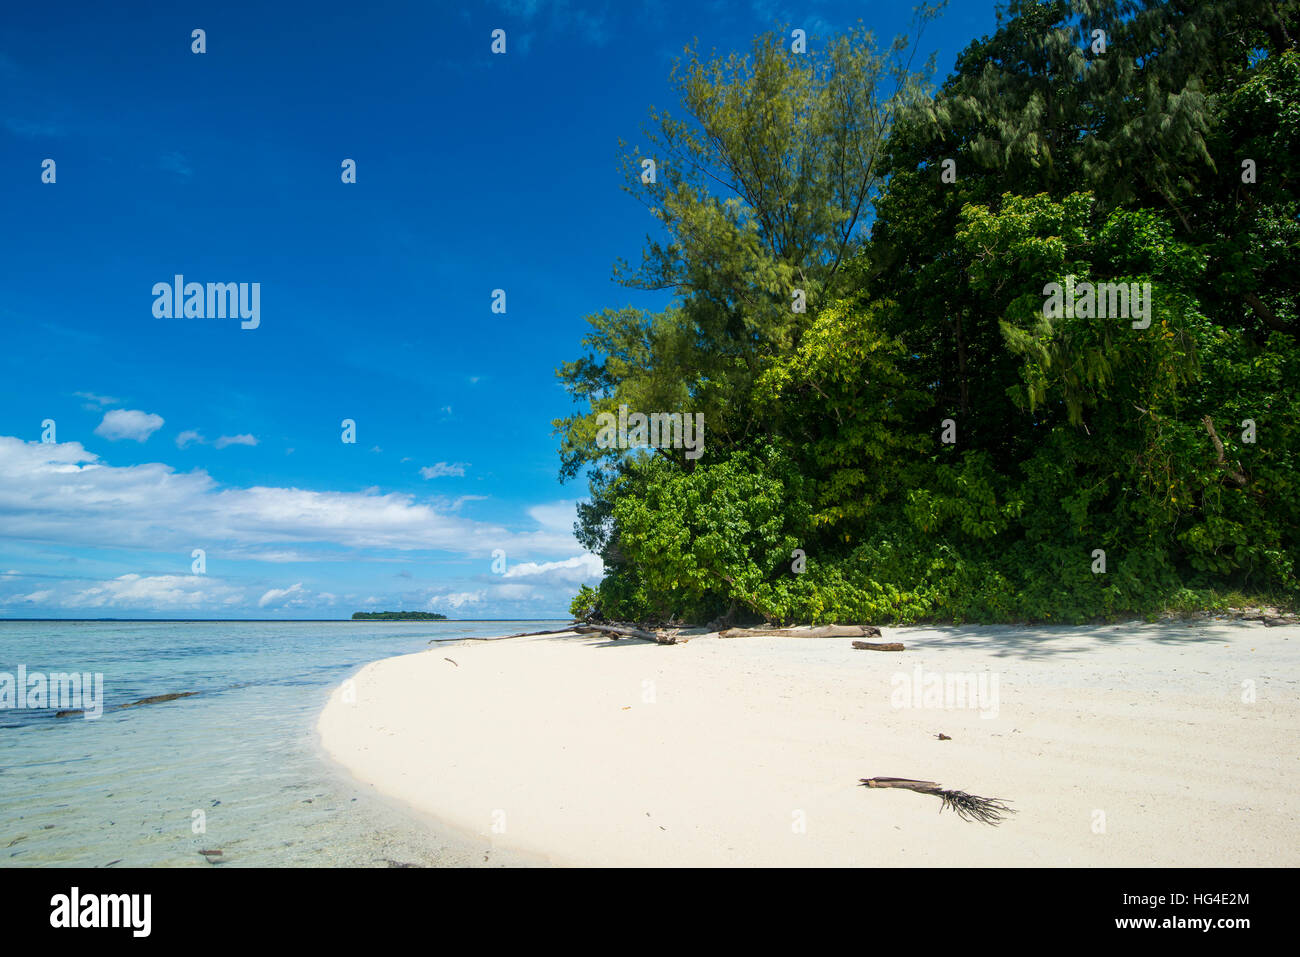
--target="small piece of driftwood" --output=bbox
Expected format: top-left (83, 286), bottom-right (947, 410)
top-left (852, 640), bottom-right (904, 651)
top-left (860, 777), bottom-right (1015, 826)
top-left (574, 623), bottom-right (679, 645)
top-left (720, 624), bottom-right (882, 639)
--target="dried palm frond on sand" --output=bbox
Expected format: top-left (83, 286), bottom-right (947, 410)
top-left (860, 777), bottom-right (1016, 826)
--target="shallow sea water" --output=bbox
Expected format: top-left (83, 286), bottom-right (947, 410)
top-left (0, 620), bottom-right (559, 867)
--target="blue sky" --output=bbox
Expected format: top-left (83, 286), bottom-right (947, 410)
top-left (0, 0), bottom-right (998, 618)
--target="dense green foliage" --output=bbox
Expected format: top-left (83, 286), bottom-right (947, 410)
top-left (350, 611), bottom-right (448, 620)
top-left (558, 0), bottom-right (1300, 625)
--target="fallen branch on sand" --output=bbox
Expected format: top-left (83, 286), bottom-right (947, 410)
top-left (429, 622), bottom-right (685, 645)
top-left (573, 623), bottom-right (681, 645)
top-left (852, 640), bottom-right (905, 651)
top-left (720, 624), bottom-right (882, 639)
top-left (432, 624), bottom-right (582, 644)
top-left (859, 777), bottom-right (1015, 826)
top-left (494, 624), bottom-right (583, 639)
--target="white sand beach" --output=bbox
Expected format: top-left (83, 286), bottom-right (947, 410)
top-left (317, 621), bottom-right (1300, 867)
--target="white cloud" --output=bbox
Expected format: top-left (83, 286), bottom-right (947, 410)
top-left (420, 462), bottom-right (468, 479)
top-left (64, 574), bottom-right (241, 610)
top-left (258, 582), bottom-right (307, 608)
top-left (0, 436), bottom-right (582, 558)
top-left (527, 500), bottom-right (579, 532)
top-left (223, 547), bottom-right (325, 563)
top-left (504, 553), bottom-right (603, 584)
top-left (428, 590), bottom-right (485, 609)
top-left (178, 431), bottom-right (257, 450)
top-left (488, 583), bottom-right (544, 600)
top-left (95, 409), bottom-right (164, 443)
top-left (448, 494), bottom-right (488, 509)
top-left (74, 391), bottom-right (120, 408)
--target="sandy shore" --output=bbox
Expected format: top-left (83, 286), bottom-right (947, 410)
top-left (317, 620), bottom-right (1299, 866)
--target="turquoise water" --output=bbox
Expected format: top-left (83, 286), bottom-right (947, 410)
top-left (0, 620), bottom-right (560, 867)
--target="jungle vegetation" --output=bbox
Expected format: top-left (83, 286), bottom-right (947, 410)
top-left (556, 0), bottom-right (1300, 625)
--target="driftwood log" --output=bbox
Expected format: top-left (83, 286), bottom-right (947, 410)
top-left (436, 624), bottom-right (583, 643)
top-left (496, 624), bottom-right (583, 638)
top-left (860, 777), bottom-right (1015, 826)
top-left (574, 623), bottom-right (680, 645)
top-left (434, 622), bottom-right (686, 645)
top-left (719, 624), bottom-right (882, 639)
top-left (852, 640), bottom-right (905, 651)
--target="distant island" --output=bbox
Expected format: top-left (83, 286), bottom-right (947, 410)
top-left (351, 611), bottom-right (448, 621)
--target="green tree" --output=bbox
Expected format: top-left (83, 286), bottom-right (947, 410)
top-left (560, 2), bottom-right (1300, 624)
top-left (555, 16), bottom-right (942, 562)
